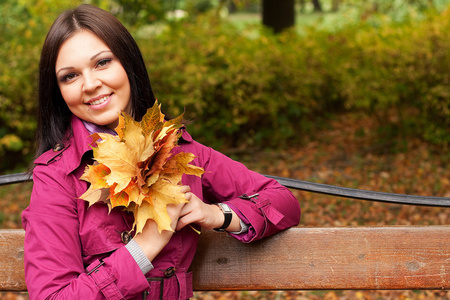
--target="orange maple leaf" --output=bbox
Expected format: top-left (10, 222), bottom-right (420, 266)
top-left (79, 101), bottom-right (204, 233)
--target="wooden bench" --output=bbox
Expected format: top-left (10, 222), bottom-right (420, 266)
top-left (1, 226), bottom-right (449, 292)
top-left (1, 173), bottom-right (449, 292)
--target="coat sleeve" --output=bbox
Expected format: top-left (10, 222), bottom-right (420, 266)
top-left (195, 143), bottom-right (301, 243)
top-left (21, 166), bottom-right (149, 300)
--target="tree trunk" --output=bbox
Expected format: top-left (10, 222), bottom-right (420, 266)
top-left (312, 0), bottom-right (322, 12)
top-left (228, 1), bottom-right (237, 13)
top-left (331, 0), bottom-right (340, 12)
top-left (262, 0), bottom-right (295, 34)
top-left (299, 0), bottom-right (307, 13)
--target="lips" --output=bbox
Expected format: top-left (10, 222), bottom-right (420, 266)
top-left (88, 93), bottom-right (113, 106)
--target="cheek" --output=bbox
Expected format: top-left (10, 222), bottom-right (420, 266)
top-left (112, 69), bottom-right (131, 103)
top-left (114, 69), bottom-right (130, 91)
top-left (59, 85), bottom-right (80, 107)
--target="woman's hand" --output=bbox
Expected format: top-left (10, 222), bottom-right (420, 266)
top-left (133, 202), bottom-right (185, 261)
top-left (133, 184), bottom-right (243, 260)
top-left (176, 186), bottom-right (242, 232)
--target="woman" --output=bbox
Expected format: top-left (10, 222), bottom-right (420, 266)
top-left (22, 4), bottom-right (301, 300)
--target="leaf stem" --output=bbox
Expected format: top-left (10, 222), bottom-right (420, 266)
top-left (189, 224), bottom-right (201, 235)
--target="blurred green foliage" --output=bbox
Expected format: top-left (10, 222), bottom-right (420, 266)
top-left (0, 0), bottom-right (449, 173)
top-left (143, 7), bottom-right (450, 149)
top-left (1, 0), bottom-right (59, 171)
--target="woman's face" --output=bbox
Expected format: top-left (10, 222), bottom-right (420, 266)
top-left (55, 30), bottom-right (131, 129)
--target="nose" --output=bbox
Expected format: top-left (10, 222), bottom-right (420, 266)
top-left (82, 72), bottom-right (101, 93)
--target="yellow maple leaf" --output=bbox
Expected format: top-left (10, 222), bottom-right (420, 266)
top-left (80, 187), bottom-right (110, 208)
top-left (80, 163), bottom-right (111, 190)
top-left (79, 101), bottom-right (204, 233)
top-left (129, 178), bottom-right (187, 233)
top-left (141, 103), bottom-right (165, 136)
top-left (93, 133), bottom-right (143, 194)
top-left (165, 152), bottom-right (205, 178)
top-left (144, 128), bottom-right (178, 177)
top-left (79, 163), bottom-right (111, 206)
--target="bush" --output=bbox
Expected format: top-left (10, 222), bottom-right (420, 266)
top-left (0, 0), bottom-right (46, 171)
top-left (0, 2), bottom-right (449, 173)
top-left (338, 9), bottom-right (450, 145)
top-left (141, 20), bottom-right (314, 149)
top-left (0, 0), bottom-right (95, 171)
top-left (139, 8), bottom-right (449, 149)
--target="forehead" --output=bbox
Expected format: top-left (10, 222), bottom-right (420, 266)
top-left (55, 30), bottom-right (111, 69)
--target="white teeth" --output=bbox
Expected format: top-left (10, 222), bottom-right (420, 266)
top-left (90, 95), bottom-right (109, 105)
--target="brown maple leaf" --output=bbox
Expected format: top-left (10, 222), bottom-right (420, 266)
top-left (79, 101), bottom-right (204, 233)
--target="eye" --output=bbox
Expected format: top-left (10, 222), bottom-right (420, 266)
top-left (59, 73), bottom-right (77, 83)
top-left (96, 58), bottom-right (113, 68)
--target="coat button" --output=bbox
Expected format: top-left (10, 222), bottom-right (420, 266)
top-left (121, 231), bottom-right (131, 244)
top-left (53, 143), bottom-right (64, 151)
top-left (164, 266), bottom-right (176, 278)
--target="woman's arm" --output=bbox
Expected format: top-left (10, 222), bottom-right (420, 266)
top-left (22, 167), bottom-right (150, 299)
top-left (175, 185), bottom-right (242, 233)
top-left (176, 140), bottom-right (301, 242)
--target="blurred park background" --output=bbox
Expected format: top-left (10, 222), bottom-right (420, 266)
top-left (1, 0), bottom-right (449, 299)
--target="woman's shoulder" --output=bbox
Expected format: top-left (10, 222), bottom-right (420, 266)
top-left (178, 127), bottom-right (212, 155)
top-left (32, 143), bottom-right (76, 188)
top-left (34, 142), bottom-right (70, 166)
top-left (34, 116), bottom-right (93, 173)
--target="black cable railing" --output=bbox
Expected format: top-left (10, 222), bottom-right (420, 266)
top-left (1, 172), bottom-right (449, 207)
top-left (0, 172), bottom-right (32, 186)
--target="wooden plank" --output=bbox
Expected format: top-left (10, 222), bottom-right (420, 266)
top-left (1, 227), bottom-right (449, 292)
top-left (192, 226), bottom-right (450, 290)
top-left (0, 229), bottom-right (25, 291)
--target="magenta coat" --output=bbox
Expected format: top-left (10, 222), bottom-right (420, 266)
top-left (22, 115), bottom-right (301, 300)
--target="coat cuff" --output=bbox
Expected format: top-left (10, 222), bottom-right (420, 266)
top-left (125, 239), bottom-right (154, 275)
top-left (86, 260), bottom-right (124, 299)
top-left (225, 201), bottom-right (257, 242)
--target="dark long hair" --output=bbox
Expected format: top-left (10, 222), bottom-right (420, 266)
top-left (36, 4), bottom-right (156, 157)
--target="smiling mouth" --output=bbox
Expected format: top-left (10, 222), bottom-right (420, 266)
top-left (89, 93), bottom-right (112, 105)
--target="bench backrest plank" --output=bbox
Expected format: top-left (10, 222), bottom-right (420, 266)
top-left (1, 227), bottom-right (449, 292)
top-left (0, 229), bottom-right (26, 291)
top-left (192, 226), bottom-right (450, 290)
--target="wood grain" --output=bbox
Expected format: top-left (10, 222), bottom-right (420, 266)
top-left (1, 227), bottom-right (449, 292)
top-left (0, 229), bottom-right (25, 291)
top-left (192, 226), bottom-right (450, 290)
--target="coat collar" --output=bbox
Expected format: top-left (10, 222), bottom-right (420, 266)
top-left (34, 115), bottom-right (193, 176)
top-left (34, 115), bottom-right (94, 175)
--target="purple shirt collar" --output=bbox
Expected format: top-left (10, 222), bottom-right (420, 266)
top-left (82, 120), bottom-right (117, 136)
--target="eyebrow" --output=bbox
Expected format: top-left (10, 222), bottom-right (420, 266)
top-left (55, 50), bottom-right (113, 76)
top-left (90, 50), bottom-right (112, 61)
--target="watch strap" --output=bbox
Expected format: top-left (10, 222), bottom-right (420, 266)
top-left (214, 203), bottom-right (232, 232)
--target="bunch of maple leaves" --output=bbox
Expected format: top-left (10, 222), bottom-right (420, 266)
top-left (79, 102), bottom-right (204, 234)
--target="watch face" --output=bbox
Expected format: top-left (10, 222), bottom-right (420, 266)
top-left (220, 203), bottom-right (232, 213)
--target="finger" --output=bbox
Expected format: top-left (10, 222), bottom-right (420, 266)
top-left (180, 185), bottom-right (191, 193)
top-left (167, 202), bottom-right (185, 215)
top-left (166, 203), bottom-right (185, 223)
top-left (176, 217), bottom-right (187, 231)
top-left (176, 202), bottom-right (201, 231)
top-left (179, 198), bottom-right (195, 218)
top-left (166, 205), bottom-right (184, 231)
top-left (176, 213), bottom-right (196, 232)
top-left (184, 192), bottom-right (192, 201)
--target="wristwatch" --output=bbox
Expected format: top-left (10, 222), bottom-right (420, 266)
top-left (213, 203), bottom-right (233, 232)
